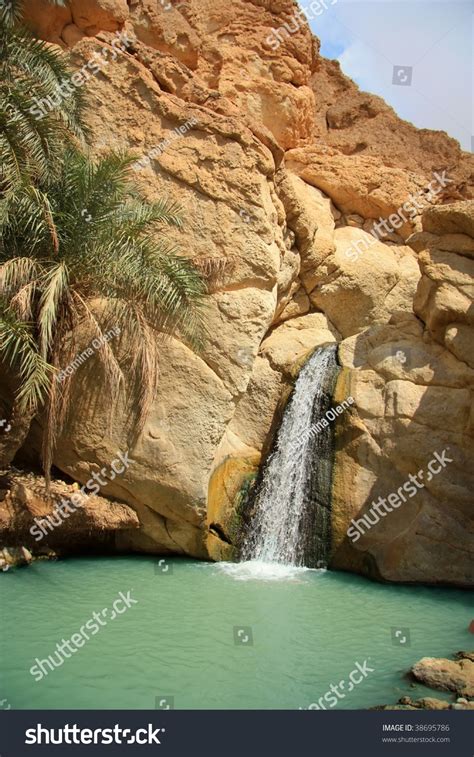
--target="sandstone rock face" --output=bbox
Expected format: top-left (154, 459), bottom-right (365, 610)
top-left (331, 314), bottom-right (474, 587)
top-left (311, 58), bottom-right (474, 200)
top-left (3, 0), bottom-right (471, 584)
top-left (261, 313), bottom-right (338, 375)
top-left (330, 197), bottom-right (474, 587)
top-left (277, 172), bottom-right (336, 293)
top-left (413, 202), bottom-right (474, 368)
top-left (285, 146), bottom-right (427, 237)
top-left (309, 229), bottom-right (420, 337)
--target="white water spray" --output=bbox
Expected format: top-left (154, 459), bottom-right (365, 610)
top-left (240, 345), bottom-right (339, 568)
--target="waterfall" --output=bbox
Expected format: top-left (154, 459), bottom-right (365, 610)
top-left (240, 345), bottom-right (340, 568)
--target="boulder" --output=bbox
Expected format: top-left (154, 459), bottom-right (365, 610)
top-left (411, 656), bottom-right (474, 698)
top-left (309, 228), bottom-right (420, 337)
top-left (413, 201), bottom-right (474, 367)
top-left (423, 201), bottom-right (474, 237)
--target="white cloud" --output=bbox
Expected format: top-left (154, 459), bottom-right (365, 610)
top-left (307, 0), bottom-right (473, 150)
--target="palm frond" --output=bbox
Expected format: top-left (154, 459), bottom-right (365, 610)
top-left (0, 300), bottom-right (52, 411)
top-left (193, 255), bottom-right (236, 292)
top-left (1, 144), bottom-right (208, 480)
top-left (0, 0), bottom-right (23, 29)
top-left (0, 17), bottom-right (86, 193)
top-left (37, 262), bottom-right (69, 357)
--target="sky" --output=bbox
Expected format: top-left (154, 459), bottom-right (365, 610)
top-left (303, 0), bottom-right (473, 151)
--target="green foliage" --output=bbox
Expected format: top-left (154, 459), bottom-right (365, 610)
top-left (0, 0), bottom-right (85, 196)
top-left (1, 150), bottom-right (206, 476)
top-left (0, 297), bottom-right (52, 410)
top-left (0, 3), bottom-right (207, 479)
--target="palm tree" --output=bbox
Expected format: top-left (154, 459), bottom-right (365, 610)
top-left (0, 149), bottom-right (206, 481)
top-left (0, 0), bottom-right (85, 199)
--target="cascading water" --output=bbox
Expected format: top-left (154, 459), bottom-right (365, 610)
top-left (240, 344), bottom-right (340, 569)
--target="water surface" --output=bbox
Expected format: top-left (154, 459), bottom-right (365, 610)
top-left (0, 557), bottom-right (471, 709)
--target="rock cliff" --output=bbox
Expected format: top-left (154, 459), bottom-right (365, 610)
top-left (3, 0), bottom-right (472, 586)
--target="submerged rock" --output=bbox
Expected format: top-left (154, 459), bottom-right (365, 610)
top-left (411, 654), bottom-right (474, 698)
